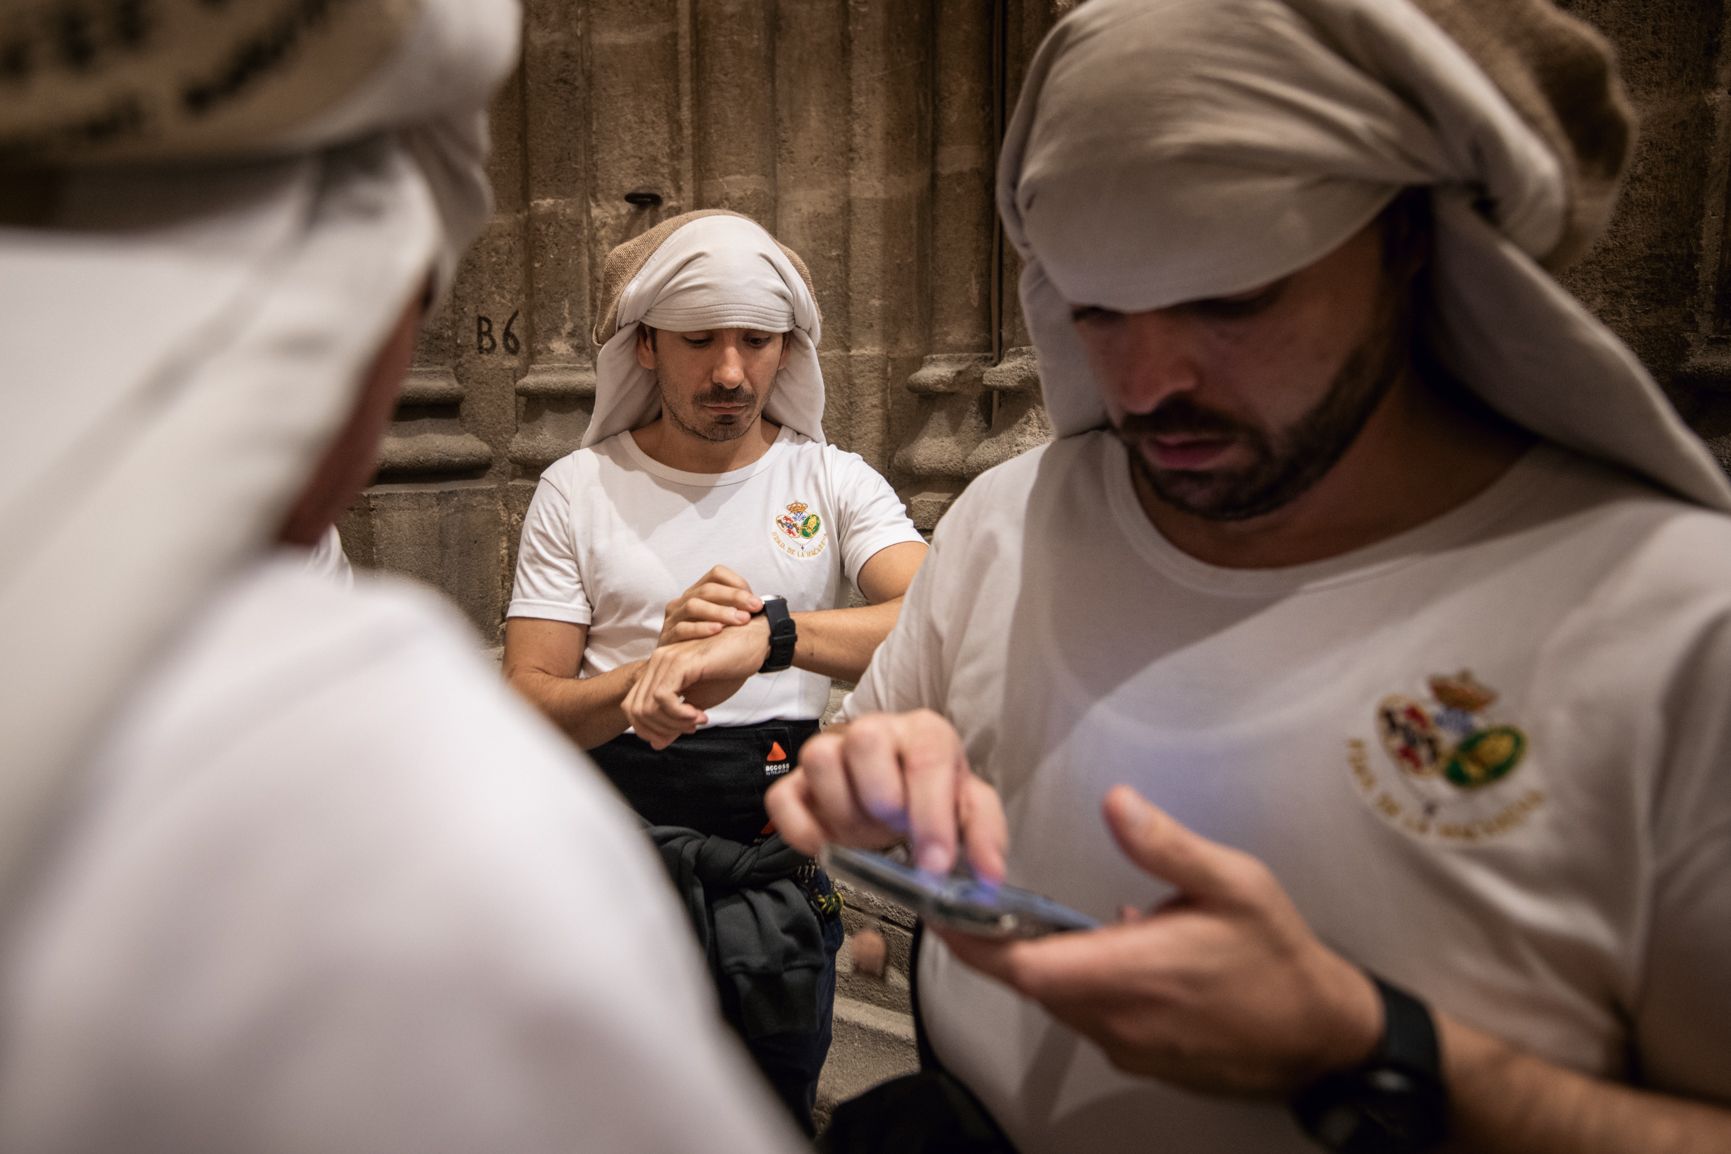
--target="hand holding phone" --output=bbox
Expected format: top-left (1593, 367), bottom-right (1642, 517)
top-left (823, 844), bottom-right (1101, 939)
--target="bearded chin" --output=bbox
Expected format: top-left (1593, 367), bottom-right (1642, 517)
top-left (1131, 319), bottom-right (1405, 523)
top-left (658, 378), bottom-right (760, 444)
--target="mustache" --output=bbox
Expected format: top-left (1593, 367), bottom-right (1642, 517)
top-left (1114, 396), bottom-right (1246, 441)
top-left (696, 386), bottom-right (755, 406)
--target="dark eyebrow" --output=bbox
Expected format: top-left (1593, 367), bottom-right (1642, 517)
top-left (1180, 278), bottom-right (1289, 319)
top-left (1069, 304), bottom-right (1123, 323)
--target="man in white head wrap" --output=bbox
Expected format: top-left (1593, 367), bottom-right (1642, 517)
top-left (771, 1), bottom-right (1731, 1152)
top-left (503, 208), bottom-right (926, 1132)
top-left (0, 7), bottom-right (807, 1153)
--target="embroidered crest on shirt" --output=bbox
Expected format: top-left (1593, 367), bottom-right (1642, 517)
top-left (1347, 670), bottom-right (1542, 844)
top-left (771, 500), bottom-right (828, 559)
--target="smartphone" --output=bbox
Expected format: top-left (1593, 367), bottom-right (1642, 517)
top-left (822, 844), bottom-right (1102, 939)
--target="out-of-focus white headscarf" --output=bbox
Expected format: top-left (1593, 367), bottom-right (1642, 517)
top-left (998, 0), bottom-right (1731, 510)
top-left (584, 211), bottom-right (825, 448)
top-left (0, 0), bottom-right (521, 905)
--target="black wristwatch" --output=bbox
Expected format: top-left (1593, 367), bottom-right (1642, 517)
top-left (756, 595), bottom-right (797, 673)
top-left (1292, 974), bottom-right (1449, 1154)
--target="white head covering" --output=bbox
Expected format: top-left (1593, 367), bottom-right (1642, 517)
top-left (0, 0), bottom-right (520, 905)
top-left (584, 211), bottom-right (825, 447)
top-left (999, 0), bottom-right (1731, 510)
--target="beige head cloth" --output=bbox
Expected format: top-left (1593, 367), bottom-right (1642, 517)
top-left (999, 0), bottom-right (1731, 510)
top-left (0, 0), bottom-right (521, 908)
top-left (1, 0), bottom-right (408, 163)
top-left (585, 209), bottom-right (826, 447)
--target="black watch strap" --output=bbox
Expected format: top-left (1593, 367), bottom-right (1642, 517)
top-left (757, 595), bottom-right (797, 673)
top-left (1374, 975), bottom-right (1440, 1077)
top-left (1292, 973), bottom-right (1449, 1154)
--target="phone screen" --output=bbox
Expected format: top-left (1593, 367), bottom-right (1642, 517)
top-left (823, 845), bottom-right (1102, 938)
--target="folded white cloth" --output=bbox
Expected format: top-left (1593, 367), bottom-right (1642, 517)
top-left (0, 0), bottom-right (521, 903)
top-left (586, 212), bottom-right (826, 447)
top-left (998, 0), bottom-right (1731, 511)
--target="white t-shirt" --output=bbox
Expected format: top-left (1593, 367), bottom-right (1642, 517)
top-left (0, 556), bottom-right (804, 1154)
top-left (509, 426), bottom-right (923, 727)
top-left (844, 432), bottom-right (1731, 1154)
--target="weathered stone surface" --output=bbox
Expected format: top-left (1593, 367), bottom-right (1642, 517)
top-left (377, 427), bottom-right (493, 478)
top-left (343, 482), bottom-right (505, 642)
top-left (836, 882), bottom-right (918, 1016)
top-left (814, 994), bottom-right (920, 1132)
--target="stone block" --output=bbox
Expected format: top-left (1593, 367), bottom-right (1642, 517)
top-left (352, 482), bottom-right (506, 643)
top-left (835, 880), bottom-right (918, 1016)
top-left (814, 995), bottom-right (919, 1133)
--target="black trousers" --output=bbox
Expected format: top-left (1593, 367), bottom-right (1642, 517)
top-left (590, 720), bottom-right (841, 1135)
top-left (760, 894), bottom-right (845, 1133)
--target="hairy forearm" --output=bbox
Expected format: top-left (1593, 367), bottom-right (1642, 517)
top-left (791, 597), bottom-right (903, 682)
top-left (504, 661), bottom-right (644, 750)
top-left (1441, 1015), bottom-right (1731, 1154)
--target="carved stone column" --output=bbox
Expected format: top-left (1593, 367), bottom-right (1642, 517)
top-left (839, 0), bottom-right (932, 466)
top-left (892, 0), bottom-right (1070, 529)
top-left (775, 0), bottom-right (852, 459)
top-left (510, 0), bottom-right (598, 476)
top-left (694, 0), bottom-right (776, 223)
top-left (894, 1), bottom-right (994, 529)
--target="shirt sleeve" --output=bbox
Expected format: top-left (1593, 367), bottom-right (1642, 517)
top-left (838, 496), bottom-right (954, 723)
top-left (1630, 613), bottom-right (1731, 1102)
top-left (506, 470), bottom-right (591, 625)
top-left (827, 447), bottom-right (926, 587)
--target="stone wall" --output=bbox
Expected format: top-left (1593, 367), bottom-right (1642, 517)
top-left (1570, 0), bottom-right (1731, 470)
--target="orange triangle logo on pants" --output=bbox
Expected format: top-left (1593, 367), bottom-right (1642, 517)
top-left (766, 741), bottom-right (788, 763)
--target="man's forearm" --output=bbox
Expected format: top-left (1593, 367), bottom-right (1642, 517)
top-left (790, 597), bottom-right (903, 682)
top-left (1441, 1014), bottom-right (1731, 1154)
top-left (505, 661), bottom-right (644, 750)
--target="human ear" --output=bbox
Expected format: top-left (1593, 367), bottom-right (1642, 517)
top-left (635, 326), bottom-right (657, 370)
top-left (776, 331), bottom-right (792, 371)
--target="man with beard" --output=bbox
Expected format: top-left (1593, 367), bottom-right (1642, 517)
top-left (767, 1), bottom-right (1731, 1152)
top-left (503, 210), bottom-right (926, 1132)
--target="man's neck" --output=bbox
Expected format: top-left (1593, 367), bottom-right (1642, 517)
top-left (1137, 370), bottom-right (1533, 569)
top-left (630, 416), bottom-right (781, 473)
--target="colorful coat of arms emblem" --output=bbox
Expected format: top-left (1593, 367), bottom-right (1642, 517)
top-left (1377, 671), bottom-right (1526, 791)
top-left (770, 499), bottom-right (828, 559)
top-left (777, 502), bottom-right (822, 541)
top-left (1348, 670), bottom-right (1543, 844)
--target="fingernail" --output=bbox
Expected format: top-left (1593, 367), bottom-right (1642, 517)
top-left (1109, 786), bottom-right (1154, 829)
top-left (916, 843), bottom-right (951, 874)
